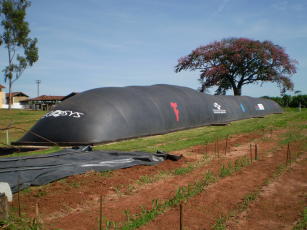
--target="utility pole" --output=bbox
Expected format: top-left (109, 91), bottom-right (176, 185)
top-left (36, 80), bottom-right (41, 97)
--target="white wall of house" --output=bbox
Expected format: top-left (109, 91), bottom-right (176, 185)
top-left (1, 102), bottom-right (25, 109)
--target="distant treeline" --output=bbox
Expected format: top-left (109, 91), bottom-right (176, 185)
top-left (262, 95), bottom-right (307, 107)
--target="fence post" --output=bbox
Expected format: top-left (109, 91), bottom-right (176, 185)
top-left (217, 138), bottom-right (219, 158)
top-left (250, 144), bottom-right (252, 163)
top-left (99, 195), bottom-right (103, 230)
top-left (224, 136), bottom-right (228, 155)
top-left (17, 175), bottom-right (21, 217)
top-left (286, 143), bottom-right (291, 165)
top-left (6, 130), bottom-right (9, 145)
top-left (289, 143), bottom-right (291, 164)
top-left (179, 203), bottom-right (183, 230)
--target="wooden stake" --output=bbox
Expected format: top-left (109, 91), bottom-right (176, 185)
top-left (35, 203), bottom-right (39, 218)
top-left (270, 128), bottom-right (273, 138)
top-left (286, 144), bottom-right (289, 165)
top-left (288, 143), bottom-right (291, 164)
top-left (33, 203), bottom-right (42, 226)
top-left (286, 143), bottom-right (291, 165)
top-left (255, 144), bottom-right (258, 160)
top-left (180, 203), bottom-right (183, 230)
top-left (250, 144), bottom-right (253, 163)
top-left (214, 139), bottom-right (217, 156)
top-left (217, 138), bottom-right (219, 158)
top-left (17, 175), bottom-right (21, 217)
top-left (224, 136), bottom-right (228, 155)
top-left (6, 130), bottom-right (9, 145)
top-left (99, 195), bottom-right (102, 230)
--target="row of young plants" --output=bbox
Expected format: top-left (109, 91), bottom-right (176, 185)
top-left (211, 132), bottom-right (307, 230)
top-left (100, 124), bottom-right (307, 230)
top-left (98, 156), bottom-right (252, 230)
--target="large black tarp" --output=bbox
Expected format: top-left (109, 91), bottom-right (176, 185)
top-left (15, 84), bottom-right (282, 146)
top-left (0, 148), bottom-right (180, 193)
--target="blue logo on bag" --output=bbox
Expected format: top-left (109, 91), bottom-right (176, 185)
top-left (240, 104), bottom-right (246, 112)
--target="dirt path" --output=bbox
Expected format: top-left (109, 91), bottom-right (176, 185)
top-left (11, 128), bottom-right (305, 230)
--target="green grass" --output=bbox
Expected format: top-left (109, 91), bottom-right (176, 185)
top-left (1, 108), bottom-right (306, 157)
top-left (0, 109), bottom-right (46, 146)
top-left (95, 108), bottom-right (307, 153)
top-left (0, 214), bottom-right (42, 230)
top-left (219, 156), bottom-right (251, 178)
top-left (219, 163), bottom-right (233, 178)
top-left (99, 170), bottom-right (114, 178)
top-left (137, 171), bottom-right (170, 185)
top-left (0, 146), bottom-right (61, 158)
top-left (293, 208), bottom-right (307, 230)
top-left (238, 191), bottom-right (258, 211)
top-left (212, 216), bottom-right (227, 230)
top-left (173, 165), bottom-right (194, 175)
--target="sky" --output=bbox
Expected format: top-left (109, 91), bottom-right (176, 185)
top-left (0, 0), bottom-right (306, 98)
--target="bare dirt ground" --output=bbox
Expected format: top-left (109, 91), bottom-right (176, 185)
top-left (11, 128), bottom-right (306, 230)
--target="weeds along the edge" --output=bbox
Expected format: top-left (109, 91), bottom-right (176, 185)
top-left (98, 156), bottom-right (252, 230)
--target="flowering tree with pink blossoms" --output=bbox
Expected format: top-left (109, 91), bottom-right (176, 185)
top-left (175, 38), bottom-right (297, 96)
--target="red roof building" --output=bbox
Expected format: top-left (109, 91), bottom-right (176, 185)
top-left (22, 95), bottom-right (64, 110)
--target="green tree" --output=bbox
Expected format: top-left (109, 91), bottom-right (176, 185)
top-left (0, 0), bottom-right (38, 109)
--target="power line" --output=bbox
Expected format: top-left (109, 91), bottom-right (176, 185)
top-left (35, 80), bottom-right (41, 97)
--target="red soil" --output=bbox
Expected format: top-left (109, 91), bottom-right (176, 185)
top-left (11, 128), bottom-right (306, 230)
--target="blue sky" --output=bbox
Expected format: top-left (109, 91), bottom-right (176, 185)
top-left (0, 0), bottom-right (306, 97)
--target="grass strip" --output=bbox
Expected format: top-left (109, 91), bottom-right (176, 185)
top-left (95, 109), bottom-right (307, 153)
top-left (0, 146), bottom-right (61, 158)
top-left (293, 207), bottom-right (307, 230)
top-left (0, 214), bottom-right (41, 230)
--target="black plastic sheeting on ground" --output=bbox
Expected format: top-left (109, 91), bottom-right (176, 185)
top-left (15, 84), bottom-right (282, 146)
top-left (0, 148), bottom-right (181, 193)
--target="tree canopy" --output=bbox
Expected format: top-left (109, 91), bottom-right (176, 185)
top-left (175, 38), bottom-right (297, 96)
top-left (0, 0), bottom-right (38, 109)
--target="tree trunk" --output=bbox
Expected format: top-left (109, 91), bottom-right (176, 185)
top-left (200, 84), bottom-right (206, 93)
top-left (233, 87), bottom-right (242, 96)
top-left (8, 79), bottom-right (12, 110)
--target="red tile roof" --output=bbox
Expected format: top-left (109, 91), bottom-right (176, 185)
top-left (5, 92), bottom-right (29, 97)
top-left (24, 95), bottom-right (65, 102)
top-left (0, 84), bottom-right (5, 89)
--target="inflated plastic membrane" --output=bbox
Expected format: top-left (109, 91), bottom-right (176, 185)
top-left (15, 84), bottom-right (282, 146)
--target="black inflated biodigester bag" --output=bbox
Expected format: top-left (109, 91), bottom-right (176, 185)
top-left (15, 84), bottom-right (282, 146)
